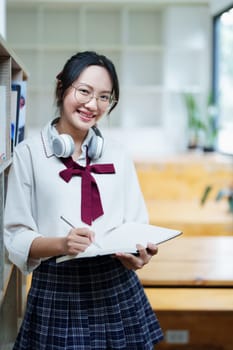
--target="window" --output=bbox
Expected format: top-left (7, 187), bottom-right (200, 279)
top-left (213, 5), bottom-right (233, 155)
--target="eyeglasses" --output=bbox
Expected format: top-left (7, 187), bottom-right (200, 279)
top-left (72, 83), bottom-right (116, 107)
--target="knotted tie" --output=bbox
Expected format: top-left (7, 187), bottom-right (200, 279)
top-left (59, 156), bottom-right (115, 225)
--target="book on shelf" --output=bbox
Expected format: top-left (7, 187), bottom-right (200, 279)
top-left (56, 222), bottom-right (182, 263)
top-left (11, 80), bottom-right (27, 146)
top-left (0, 85), bottom-right (7, 166)
top-left (11, 84), bottom-right (21, 150)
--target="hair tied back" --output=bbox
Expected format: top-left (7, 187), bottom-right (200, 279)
top-left (56, 71), bottom-right (63, 80)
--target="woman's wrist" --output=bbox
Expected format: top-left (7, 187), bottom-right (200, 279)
top-left (29, 236), bottom-right (67, 259)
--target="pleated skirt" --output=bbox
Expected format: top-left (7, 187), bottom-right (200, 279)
top-left (13, 255), bottom-right (163, 349)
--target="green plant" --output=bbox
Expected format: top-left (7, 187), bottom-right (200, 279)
top-left (200, 184), bottom-right (233, 214)
top-left (183, 92), bottom-right (219, 151)
top-left (183, 93), bottom-right (205, 148)
top-left (202, 93), bottom-right (218, 151)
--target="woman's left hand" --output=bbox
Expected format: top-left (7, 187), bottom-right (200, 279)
top-left (114, 243), bottom-right (158, 270)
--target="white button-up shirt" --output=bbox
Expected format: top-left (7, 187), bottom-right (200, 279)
top-left (4, 120), bottom-right (148, 274)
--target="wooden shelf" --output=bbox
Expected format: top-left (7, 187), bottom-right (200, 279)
top-left (0, 34), bottom-right (28, 345)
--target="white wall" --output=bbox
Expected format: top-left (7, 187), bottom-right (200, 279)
top-left (0, 0), bottom-right (6, 38)
top-left (6, 1), bottom-right (211, 158)
top-left (210, 0), bottom-right (233, 14)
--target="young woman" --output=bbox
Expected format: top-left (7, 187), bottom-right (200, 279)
top-left (4, 51), bottom-right (163, 349)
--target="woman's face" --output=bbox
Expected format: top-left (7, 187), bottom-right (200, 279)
top-left (60, 65), bottom-right (113, 135)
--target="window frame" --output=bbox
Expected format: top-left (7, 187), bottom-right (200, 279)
top-left (212, 3), bottom-right (233, 156)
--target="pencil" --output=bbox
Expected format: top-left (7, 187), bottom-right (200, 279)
top-left (60, 215), bottom-right (102, 249)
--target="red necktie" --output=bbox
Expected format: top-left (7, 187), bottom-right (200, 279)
top-left (59, 156), bottom-right (115, 225)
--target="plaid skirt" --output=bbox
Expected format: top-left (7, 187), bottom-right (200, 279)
top-left (13, 256), bottom-right (163, 349)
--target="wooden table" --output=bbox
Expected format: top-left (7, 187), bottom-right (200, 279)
top-left (137, 236), bottom-right (233, 350)
top-left (146, 199), bottom-right (233, 236)
top-left (137, 236), bottom-right (233, 286)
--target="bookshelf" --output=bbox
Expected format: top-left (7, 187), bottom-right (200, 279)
top-left (6, 1), bottom-right (211, 156)
top-left (0, 34), bottom-right (28, 346)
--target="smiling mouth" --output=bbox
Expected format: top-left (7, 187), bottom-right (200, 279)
top-left (78, 110), bottom-right (95, 121)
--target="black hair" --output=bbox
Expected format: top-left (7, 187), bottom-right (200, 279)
top-left (55, 51), bottom-right (119, 114)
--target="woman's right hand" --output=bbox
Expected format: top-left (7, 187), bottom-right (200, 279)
top-left (62, 227), bottom-right (95, 256)
top-left (29, 228), bottom-right (95, 259)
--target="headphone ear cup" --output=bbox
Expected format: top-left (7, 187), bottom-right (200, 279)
top-left (52, 134), bottom-right (75, 158)
top-left (88, 134), bottom-right (104, 160)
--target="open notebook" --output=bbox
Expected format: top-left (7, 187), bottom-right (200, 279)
top-left (56, 222), bottom-right (182, 263)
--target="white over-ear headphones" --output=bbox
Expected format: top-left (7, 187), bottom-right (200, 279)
top-left (49, 119), bottom-right (104, 160)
